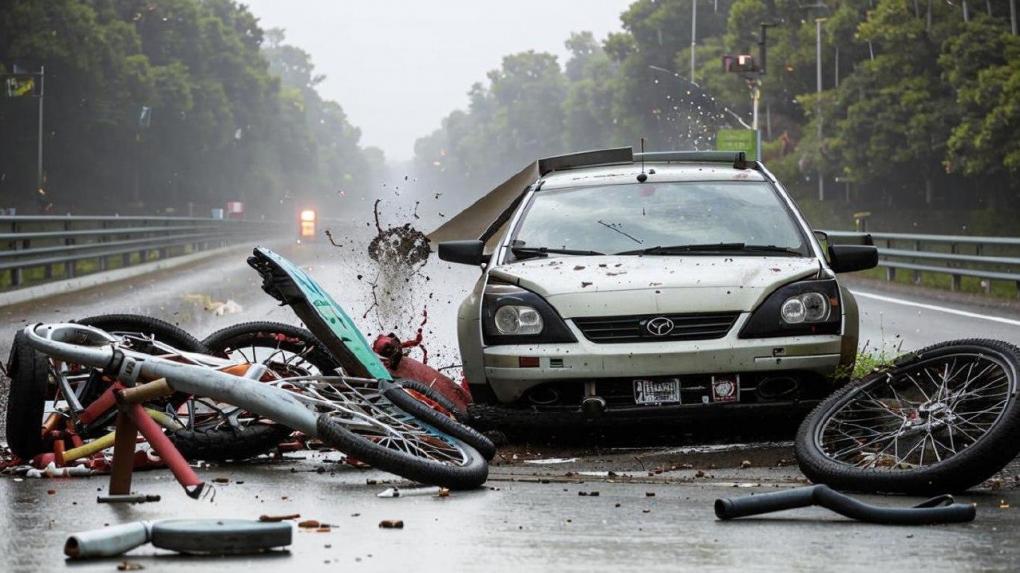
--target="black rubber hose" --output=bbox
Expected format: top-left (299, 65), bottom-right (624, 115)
top-left (715, 485), bottom-right (976, 525)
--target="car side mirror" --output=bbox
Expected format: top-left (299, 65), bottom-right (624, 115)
top-left (828, 244), bottom-right (878, 273)
top-left (438, 240), bottom-right (486, 266)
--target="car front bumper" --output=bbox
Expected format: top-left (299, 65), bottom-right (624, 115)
top-left (479, 313), bottom-right (844, 404)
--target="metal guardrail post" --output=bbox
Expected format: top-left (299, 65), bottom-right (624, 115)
top-left (912, 239), bottom-right (922, 284)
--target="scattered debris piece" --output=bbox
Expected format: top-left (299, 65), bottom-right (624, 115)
top-left (524, 458), bottom-right (578, 465)
top-left (298, 520), bottom-right (321, 529)
top-left (117, 561), bottom-right (144, 571)
top-left (65, 519), bottom-right (292, 559)
top-left (379, 520), bottom-right (404, 529)
top-left (98, 494), bottom-right (161, 504)
top-left (259, 514), bottom-right (300, 522)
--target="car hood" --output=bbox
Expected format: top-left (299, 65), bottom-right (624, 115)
top-left (488, 255), bottom-right (821, 318)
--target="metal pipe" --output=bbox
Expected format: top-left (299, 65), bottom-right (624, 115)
top-left (63, 431), bottom-right (116, 462)
top-left (65, 521), bottom-right (152, 559)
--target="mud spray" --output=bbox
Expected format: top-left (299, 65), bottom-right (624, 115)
top-left (324, 185), bottom-right (461, 375)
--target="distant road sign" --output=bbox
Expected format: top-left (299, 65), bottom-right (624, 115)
top-left (4, 75), bottom-right (36, 97)
top-left (716, 129), bottom-right (757, 158)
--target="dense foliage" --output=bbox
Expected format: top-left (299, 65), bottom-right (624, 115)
top-left (414, 0), bottom-right (1020, 219)
top-left (0, 0), bottom-right (380, 216)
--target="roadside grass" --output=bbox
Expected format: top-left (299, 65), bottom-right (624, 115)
top-left (852, 350), bottom-right (896, 380)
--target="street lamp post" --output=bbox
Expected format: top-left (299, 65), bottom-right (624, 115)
top-left (816, 18), bottom-right (826, 201)
top-left (37, 65), bottom-right (45, 194)
top-left (691, 0), bottom-right (697, 81)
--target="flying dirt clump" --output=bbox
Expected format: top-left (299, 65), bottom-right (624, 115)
top-left (367, 199), bottom-right (430, 267)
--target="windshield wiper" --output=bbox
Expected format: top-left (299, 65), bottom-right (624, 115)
top-left (615, 243), bottom-right (804, 256)
top-left (738, 245), bottom-right (805, 256)
top-left (511, 246), bottom-right (605, 260)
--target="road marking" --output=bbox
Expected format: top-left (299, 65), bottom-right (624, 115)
top-left (851, 290), bottom-right (1020, 327)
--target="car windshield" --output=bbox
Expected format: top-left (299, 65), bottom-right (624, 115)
top-left (509, 181), bottom-right (809, 259)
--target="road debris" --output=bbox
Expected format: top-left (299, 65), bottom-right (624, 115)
top-left (377, 486), bottom-right (449, 498)
top-left (524, 458), bottom-right (578, 465)
top-left (65, 519), bottom-right (292, 559)
top-left (97, 494), bottom-right (161, 504)
top-left (379, 520), bottom-right (404, 529)
top-left (715, 485), bottom-right (976, 524)
top-left (259, 514), bottom-right (300, 522)
top-left (182, 294), bottom-right (243, 315)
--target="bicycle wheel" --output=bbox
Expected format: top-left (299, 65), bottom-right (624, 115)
top-left (169, 321), bottom-right (338, 461)
top-left (795, 339), bottom-right (1020, 494)
top-left (385, 380), bottom-right (496, 460)
top-left (5, 331), bottom-right (50, 459)
top-left (287, 377), bottom-right (487, 489)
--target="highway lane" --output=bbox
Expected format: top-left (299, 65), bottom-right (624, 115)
top-left (850, 282), bottom-right (1020, 356)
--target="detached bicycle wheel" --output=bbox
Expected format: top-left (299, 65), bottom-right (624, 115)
top-left (795, 339), bottom-right (1020, 494)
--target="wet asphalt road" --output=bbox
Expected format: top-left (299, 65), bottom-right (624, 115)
top-left (2, 234), bottom-right (1020, 571)
top-left (2, 448), bottom-right (1019, 573)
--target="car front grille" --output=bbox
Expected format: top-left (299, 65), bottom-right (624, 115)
top-left (572, 312), bottom-right (740, 343)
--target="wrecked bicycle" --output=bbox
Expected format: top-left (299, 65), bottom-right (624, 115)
top-left (14, 248), bottom-right (494, 491)
top-left (23, 321), bottom-right (488, 493)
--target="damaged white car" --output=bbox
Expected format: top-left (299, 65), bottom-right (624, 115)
top-left (433, 148), bottom-right (878, 426)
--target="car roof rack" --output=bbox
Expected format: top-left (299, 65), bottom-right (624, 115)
top-left (635, 150), bottom-right (752, 169)
top-left (538, 147), bottom-right (633, 175)
top-left (538, 148), bottom-right (754, 175)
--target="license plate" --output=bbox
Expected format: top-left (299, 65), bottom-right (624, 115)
top-left (633, 378), bottom-right (681, 405)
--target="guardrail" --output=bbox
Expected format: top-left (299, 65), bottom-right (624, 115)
top-left (823, 230), bottom-right (1020, 295)
top-left (1, 215), bottom-right (286, 292)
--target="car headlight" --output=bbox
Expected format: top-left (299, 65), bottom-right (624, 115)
top-left (780, 292), bottom-right (829, 324)
top-left (494, 305), bottom-right (544, 335)
top-left (739, 279), bottom-right (841, 338)
top-left (483, 282), bottom-right (575, 345)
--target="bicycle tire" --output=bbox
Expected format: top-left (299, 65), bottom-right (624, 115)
top-left (5, 331), bottom-right (50, 459)
top-left (315, 413), bottom-right (488, 490)
top-left (385, 382), bottom-right (496, 460)
top-left (169, 424), bottom-right (290, 462)
top-left (795, 339), bottom-right (1020, 494)
top-left (202, 321), bottom-right (339, 374)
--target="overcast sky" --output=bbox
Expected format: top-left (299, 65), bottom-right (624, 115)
top-left (242, 0), bottom-right (632, 162)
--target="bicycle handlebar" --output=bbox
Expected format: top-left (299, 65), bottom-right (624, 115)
top-left (714, 485), bottom-right (976, 524)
